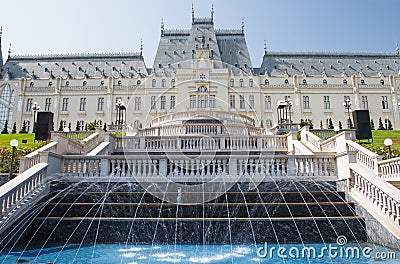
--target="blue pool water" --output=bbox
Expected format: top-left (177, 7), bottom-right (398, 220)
top-left (0, 243), bottom-right (398, 263)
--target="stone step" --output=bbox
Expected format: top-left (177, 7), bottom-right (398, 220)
top-left (31, 216), bottom-right (366, 244)
top-left (38, 201), bottom-right (356, 218)
top-left (49, 191), bottom-right (346, 204)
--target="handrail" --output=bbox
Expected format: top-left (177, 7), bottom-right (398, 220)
top-left (0, 163), bottom-right (48, 219)
top-left (346, 140), bottom-right (381, 173)
top-left (378, 157), bottom-right (400, 180)
top-left (19, 142), bottom-right (58, 172)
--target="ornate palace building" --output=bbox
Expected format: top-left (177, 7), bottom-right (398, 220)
top-left (0, 8), bottom-right (400, 132)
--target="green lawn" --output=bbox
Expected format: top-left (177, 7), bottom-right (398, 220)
top-left (0, 133), bottom-right (46, 150)
top-left (358, 130), bottom-right (400, 149)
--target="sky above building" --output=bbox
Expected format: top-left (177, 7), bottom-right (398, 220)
top-left (1, 0), bottom-right (399, 67)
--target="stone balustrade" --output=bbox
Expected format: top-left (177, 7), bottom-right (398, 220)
top-left (379, 157), bottom-right (400, 181)
top-left (19, 142), bottom-right (58, 172)
top-left (0, 163), bottom-right (47, 220)
top-left (347, 140), bottom-right (381, 174)
top-left (113, 135), bottom-right (287, 152)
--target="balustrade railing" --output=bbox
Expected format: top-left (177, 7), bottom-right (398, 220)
top-left (19, 142), bottom-right (58, 172)
top-left (379, 157), bottom-right (400, 181)
top-left (347, 140), bottom-right (381, 174)
top-left (0, 163), bottom-right (47, 220)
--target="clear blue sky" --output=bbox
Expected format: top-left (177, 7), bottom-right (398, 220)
top-left (1, 0), bottom-right (399, 67)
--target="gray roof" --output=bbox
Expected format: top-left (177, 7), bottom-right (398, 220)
top-left (153, 17), bottom-right (252, 72)
top-left (260, 52), bottom-right (400, 77)
top-left (1, 52), bottom-right (147, 80)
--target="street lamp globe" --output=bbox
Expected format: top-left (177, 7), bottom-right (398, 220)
top-left (10, 139), bottom-right (19, 147)
top-left (333, 126), bottom-right (340, 133)
top-left (63, 127), bottom-right (70, 133)
top-left (384, 138), bottom-right (393, 147)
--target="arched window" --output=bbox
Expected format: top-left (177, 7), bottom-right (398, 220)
top-left (323, 79), bottom-right (327, 84)
top-left (239, 79), bottom-right (244, 87)
top-left (361, 79), bottom-right (365, 85)
top-left (380, 79), bottom-right (385, 85)
top-left (83, 81), bottom-right (87, 86)
top-left (198, 86), bottom-right (208, 92)
top-left (249, 79), bottom-right (253, 87)
top-left (302, 79), bottom-right (307, 85)
top-left (162, 79), bottom-right (166, 88)
top-left (66, 81), bottom-right (70, 87)
top-left (264, 79), bottom-right (269, 85)
top-left (117, 80), bottom-right (122, 86)
top-left (0, 85), bottom-right (14, 132)
top-left (100, 80), bottom-right (104, 86)
top-left (29, 82), bottom-right (34, 88)
top-left (343, 79), bottom-right (347, 85)
top-left (137, 80), bottom-right (141, 85)
top-left (152, 79), bottom-right (156, 88)
top-left (284, 79), bottom-right (289, 84)
top-left (171, 79), bottom-right (175, 87)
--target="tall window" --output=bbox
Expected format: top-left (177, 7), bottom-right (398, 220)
top-left (97, 97), bottom-right (104, 111)
top-left (230, 79), bottom-right (234, 87)
top-left (385, 119), bottom-right (390, 129)
top-left (62, 98), bottom-right (69, 111)
top-left (170, 96), bottom-right (176, 109)
top-left (152, 79), bottom-right (156, 87)
top-left (361, 96), bottom-right (368, 109)
top-left (249, 79), bottom-right (253, 87)
top-left (303, 96), bottom-right (310, 109)
top-left (0, 85), bottom-right (14, 130)
top-left (135, 97), bottom-right (141, 111)
top-left (230, 95), bottom-right (235, 109)
top-left (209, 95), bottom-right (216, 108)
top-left (190, 95), bottom-right (196, 109)
top-left (265, 96), bottom-right (271, 110)
top-left (160, 96), bottom-right (166, 110)
top-left (382, 96), bottom-right (389, 109)
top-left (45, 98), bottom-right (51, 111)
top-left (79, 120), bottom-right (85, 130)
top-left (239, 79), bottom-right (244, 87)
top-left (151, 96), bottom-right (156, 110)
top-left (26, 98), bottom-right (33, 112)
top-left (115, 97), bottom-right (122, 111)
top-left (26, 120), bottom-right (31, 132)
top-left (239, 95), bottom-right (245, 109)
top-left (162, 79), bottom-right (166, 88)
top-left (79, 98), bottom-right (86, 111)
top-left (249, 95), bottom-right (255, 109)
top-left (198, 95), bottom-right (208, 108)
top-left (323, 96), bottom-right (330, 110)
top-left (171, 79), bottom-right (175, 87)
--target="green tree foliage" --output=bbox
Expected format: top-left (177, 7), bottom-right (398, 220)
top-left (328, 118), bottom-right (334, 129)
top-left (76, 121), bottom-right (80, 131)
top-left (1, 120), bottom-right (9, 134)
top-left (11, 122), bottom-right (17, 134)
top-left (370, 119), bottom-right (375, 130)
top-left (378, 117), bottom-right (385, 130)
top-left (388, 120), bottom-right (393, 130)
top-left (103, 122), bottom-right (107, 132)
top-left (19, 120), bottom-right (27, 134)
top-left (59, 121), bottom-right (64, 131)
top-left (338, 121), bottom-right (342, 130)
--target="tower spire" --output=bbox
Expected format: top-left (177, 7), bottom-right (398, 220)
top-left (192, 3), bottom-right (195, 24)
top-left (396, 40), bottom-right (399, 56)
top-left (211, 4), bottom-right (214, 21)
top-left (8, 43), bottom-right (11, 59)
top-left (241, 18), bottom-right (245, 33)
top-left (161, 18), bottom-right (164, 36)
top-left (140, 39), bottom-right (143, 56)
top-left (264, 40), bottom-right (267, 55)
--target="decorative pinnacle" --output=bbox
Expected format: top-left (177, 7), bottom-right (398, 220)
top-left (396, 40), bottom-right (399, 55)
top-left (140, 39), bottom-right (143, 56)
top-left (8, 43), bottom-right (11, 58)
top-left (192, 3), bottom-right (195, 22)
top-left (241, 18), bottom-right (245, 32)
top-left (264, 40), bottom-right (267, 55)
top-left (211, 4), bottom-right (214, 21)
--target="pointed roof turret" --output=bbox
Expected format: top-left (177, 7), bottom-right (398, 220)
top-left (192, 3), bottom-right (195, 24)
top-left (211, 5), bottom-right (214, 22)
top-left (8, 43), bottom-right (11, 59)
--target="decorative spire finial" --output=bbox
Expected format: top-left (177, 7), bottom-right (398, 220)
top-left (160, 18), bottom-right (165, 36)
top-left (211, 5), bottom-right (214, 21)
top-left (396, 40), bottom-right (399, 56)
top-left (140, 39), bottom-right (143, 56)
top-left (264, 40), bottom-right (267, 55)
top-left (192, 3), bottom-right (195, 23)
top-left (241, 18), bottom-right (245, 32)
top-left (0, 26), bottom-right (2, 46)
top-left (8, 43), bottom-right (11, 59)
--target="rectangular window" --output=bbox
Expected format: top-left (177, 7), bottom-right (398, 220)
top-left (135, 97), bottom-right (141, 111)
top-left (151, 96), bottom-right (156, 110)
top-left (45, 98), bottom-right (51, 111)
top-left (209, 95), bottom-right (215, 108)
top-left (170, 96), bottom-right (176, 109)
top-left (323, 96), bottom-right (330, 110)
top-left (361, 96), bottom-right (368, 109)
top-left (190, 95), bottom-right (196, 109)
top-left (97, 97), bottom-right (104, 111)
top-left (26, 120), bottom-right (31, 132)
top-left (79, 98), bottom-right (86, 111)
top-left (62, 98), bottom-right (69, 111)
top-left (382, 96), bottom-right (389, 109)
top-left (160, 96), bottom-right (166, 110)
top-left (303, 96), bottom-right (310, 109)
top-left (249, 95), bottom-right (254, 109)
top-left (230, 95), bottom-right (235, 109)
top-left (79, 120), bottom-right (85, 131)
top-left (239, 95), bottom-right (245, 109)
top-left (26, 98), bottom-right (33, 112)
top-left (265, 96), bottom-right (271, 110)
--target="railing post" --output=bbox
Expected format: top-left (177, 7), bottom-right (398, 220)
top-left (100, 159), bottom-right (109, 177)
top-left (287, 156), bottom-right (296, 176)
top-left (159, 159), bottom-right (167, 177)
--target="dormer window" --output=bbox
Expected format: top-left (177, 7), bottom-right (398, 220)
top-left (137, 80), bottom-right (141, 85)
top-left (117, 80), bottom-right (122, 86)
top-left (249, 79), bottom-right (253, 87)
top-left (83, 81), bottom-right (87, 86)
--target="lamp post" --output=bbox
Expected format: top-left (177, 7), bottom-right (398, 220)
top-left (343, 98), bottom-right (352, 129)
top-left (384, 138), bottom-right (393, 159)
top-left (63, 126), bottom-right (70, 136)
top-left (334, 126), bottom-right (340, 134)
top-left (32, 102), bottom-right (40, 133)
top-left (9, 139), bottom-right (19, 181)
top-left (115, 99), bottom-right (126, 125)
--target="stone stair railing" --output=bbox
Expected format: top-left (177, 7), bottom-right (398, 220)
top-left (379, 157), bottom-right (400, 181)
top-left (0, 163), bottom-right (48, 223)
top-left (19, 142), bottom-right (58, 173)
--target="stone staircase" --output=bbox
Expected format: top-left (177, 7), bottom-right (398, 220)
top-left (18, 181), bottom-right (366, 245)
top-left (389, 181), bottom-right (400, 190)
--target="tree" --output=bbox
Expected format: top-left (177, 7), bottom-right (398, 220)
top-left (370, 119), bottom-right (375, 130)
top-left (20, 120), bottom-right (27, 133)
top-left (84, 123), bottom-right (88, 131)
top-left (103, 122), bottom-right (107, 132)
top-left (11, 122), bottom-right (17, 134)
top-left (33, 121), bottom-right (37, 133)
top-left (388, 119), bottom-right (393, 130)
top-left (378, 117), bottom-right (385, 130)
top-left (68, 122), bottom-right (72, 130)
top-left (319, 120), bottom-right (323, 129)
top-left (328, 118), bottom-right (334, 129)
top-left (338, 121), bottom-right (342, 130)
top-left (260, 120), bottom-right (264, 128)
top-left (308, 120), bottom-right (313, 129)
top-left (87, 120), bottom-right (97, 131)
top-left (1, 120), bottom-right (9, 134)
top-left (76, 121), bottom-right (80, 131)
top-left (59, 121), bottom-right (64, 131)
